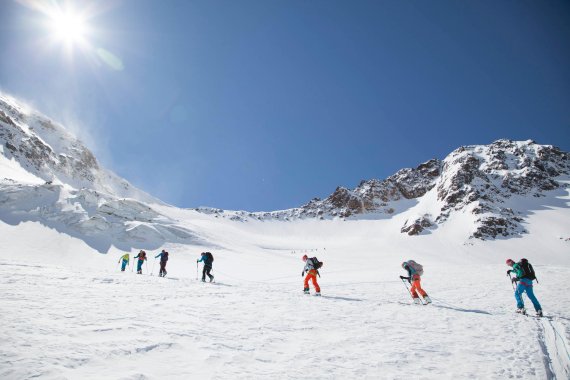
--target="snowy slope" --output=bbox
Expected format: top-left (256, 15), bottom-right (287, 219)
top-left (1, 93), bottom-right (570, 379)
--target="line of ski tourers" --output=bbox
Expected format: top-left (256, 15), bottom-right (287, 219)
top-left (118, 251), bottom-right (543, 316)
top-left (118, 250), bottom-right (215, 282)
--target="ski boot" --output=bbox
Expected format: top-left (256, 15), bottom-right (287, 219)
top-left (413, 297), bottom-right (421, 305)
top-left (209, 275), bottom-right (214, 283)
top-left (303, 288), bottom-right (310, 295)
top-left (516, 308), bottom-right (526, 315)
top-left (536, 309), bottom-right (543, 317)
top-left (315, 292), bottom-right (321, 297)
top-left (423, 295), bottom-right (432, 304)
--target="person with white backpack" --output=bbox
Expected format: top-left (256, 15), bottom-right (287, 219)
top-left (400, 260), bottom-right (431, 304)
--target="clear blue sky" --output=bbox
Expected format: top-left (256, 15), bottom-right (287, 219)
top-left (1, 0), bottom-right (569, 211)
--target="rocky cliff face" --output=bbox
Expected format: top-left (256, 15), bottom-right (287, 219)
top-left (434, 140), bottom-right (569, 239)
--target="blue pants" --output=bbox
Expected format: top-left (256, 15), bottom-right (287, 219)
top-left (137, 260), bottom-right (144, 273)
top-left (515, 280), bottom-right (542, 311)
top-left (121, 259), bottom-right (128, 271)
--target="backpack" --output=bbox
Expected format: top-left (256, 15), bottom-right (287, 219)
top-left (311, 257), bottom-right (323, 270)
top-left (205, 252), bottom-right (214, 263)
top-left (518, 258), bottom-right (536, 280)
top-left (407, 260), bottom-right (424, 276)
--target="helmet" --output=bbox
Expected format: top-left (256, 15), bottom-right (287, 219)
top-left (302, 255), bottom-right (308, 261)
top-left (506, 259), bottom-right (515, 265)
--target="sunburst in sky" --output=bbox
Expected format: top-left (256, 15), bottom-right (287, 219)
top-left (48, 8), bottom-right (88, 46)
top-left (16, 0), bottom-right (123, 70)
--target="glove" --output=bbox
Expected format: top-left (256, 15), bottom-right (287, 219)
top-left (511, 277), bottom-right (519, 283)
top-left (506, 270), bottom-right (512, 275)
top-left (301, 271), bottom-right (305, 277)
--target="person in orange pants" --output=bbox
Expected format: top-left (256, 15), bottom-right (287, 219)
top-left (401, 261), bottom-right (431, 304)
top-left (302, 255), bottom-right (321, 296)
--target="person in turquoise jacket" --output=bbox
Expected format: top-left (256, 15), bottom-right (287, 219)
top-left (197, 252), bottom-right (214, 282)
top-left (507, 258), bottom-right (542, 316)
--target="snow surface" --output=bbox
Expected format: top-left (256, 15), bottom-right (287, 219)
top-left (1, 201), bottom-right (570, 379)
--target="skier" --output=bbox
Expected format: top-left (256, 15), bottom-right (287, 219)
top-left (197, 252), bottom-right (214, 282)
top-left (134, 250), bottom-right (147, 274)
top-left (301, 254), bottom-right (321, 296)
top-left (118, 253), bottom-right (130, 272)
top-left (506, 258), bottom-right (543, 316)
top-left (400, 260), bottom-right (431, 304)
top-left (155, 250), bottom-right (169, 277)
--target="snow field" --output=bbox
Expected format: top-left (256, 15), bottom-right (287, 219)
top-left (1, 257), bottom-right (569, 380)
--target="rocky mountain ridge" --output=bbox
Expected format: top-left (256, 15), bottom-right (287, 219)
top-left (203, 140), bottom-right (569, 240)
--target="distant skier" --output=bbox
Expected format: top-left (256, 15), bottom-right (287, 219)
top-left (134, 250), bottom-right (147, 274)
top-left (155, 250), bottom-right (169, 277)
top-left (197, 252), bottom-right (214, 282)
top-left (400, 260), bottom-right (431, 304)
top-left (506, 258), bottom-right (542, 316)
top-left (118, 253), bottom-right (130, 272)
top-left (302, 255), bottom-right (322, 296)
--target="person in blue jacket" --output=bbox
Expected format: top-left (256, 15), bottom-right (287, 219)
top-left (155, 250), bottom-right (169, 277)
top-left (197, 252), bottom-right (214, 282)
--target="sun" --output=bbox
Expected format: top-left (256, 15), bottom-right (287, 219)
top-left (49, 10), bottom-right (87, 44)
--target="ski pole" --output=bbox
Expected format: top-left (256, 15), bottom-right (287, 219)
top-left (400, 277), bottom-right (415, 301)
top-left (507, 272), bottom-right (516, 291)
top-left (196, 261), bottom-right (199, 281)
top-left (145, 261), bottom-right (149, 274)
top-left (151, 259), bottom-right (156, 276)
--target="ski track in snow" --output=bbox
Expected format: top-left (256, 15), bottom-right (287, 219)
top-left (1, 261), bottom-right (569, 379)
top-left (537, 317), bottom-right (570, 379)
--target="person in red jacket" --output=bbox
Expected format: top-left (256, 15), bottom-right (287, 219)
top-left (302, 255), bottom-right (321, 296)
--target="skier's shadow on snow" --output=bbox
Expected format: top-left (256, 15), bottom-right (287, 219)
top-left (321, 295), bottom-right (363, 302)
top-left (431, 304), bottom-right (492, 315)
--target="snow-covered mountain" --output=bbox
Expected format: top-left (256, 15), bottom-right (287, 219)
top-left (1, 92), bottom-right (569, 253)
top-left (0, 93), bottom-right (209, 252)
top-left (0, 95), bottom-right (570, 251)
